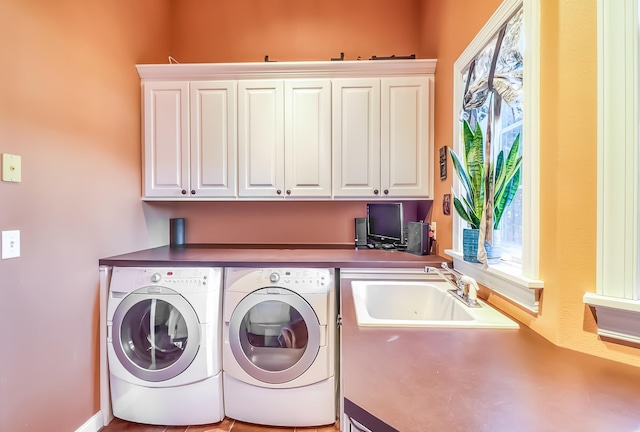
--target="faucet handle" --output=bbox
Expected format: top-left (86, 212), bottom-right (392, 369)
top-left (460, 276), bottom-right (479, 303)
top-left (455, 278), bottom-right (467, 296)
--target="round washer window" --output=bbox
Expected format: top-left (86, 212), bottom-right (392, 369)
top-left (229, 289), bottom-right (320, 384)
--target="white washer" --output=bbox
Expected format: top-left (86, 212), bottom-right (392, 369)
top-left (107, 267), bottom-right (224, 425)
top-left (223, 268), bottom-right (336, 427)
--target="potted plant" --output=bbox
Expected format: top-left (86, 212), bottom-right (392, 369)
top-left (448, 119), bottom-right (522, 263)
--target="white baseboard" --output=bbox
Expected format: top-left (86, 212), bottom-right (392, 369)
top-left (76, 412), bottom-right (103, 432)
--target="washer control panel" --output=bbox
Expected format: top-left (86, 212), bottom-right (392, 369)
top-left (260, 268), bottom-right (333, 292)
top-left (110, 267), bottom-right (223, 296)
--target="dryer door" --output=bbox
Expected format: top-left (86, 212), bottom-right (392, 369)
top-left (228, 288), bottom-right (320, 384)
top-left (112, 287), bottom-right (200, 382)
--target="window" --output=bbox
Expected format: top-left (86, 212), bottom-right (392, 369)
top-left (583, 0), bottom-right (640, 344)
top-left (459, 13), bottom-right (524, 262)
top-left (446, 0), bottom-right (543, 313)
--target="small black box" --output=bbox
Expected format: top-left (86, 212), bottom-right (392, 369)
top-left (354, 217), bottom-right (368, 247)
top-left (406, 221), bottom-right (430, 255)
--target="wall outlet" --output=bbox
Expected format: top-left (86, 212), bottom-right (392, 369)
top-left (2, 230), bottom-right (20, 259)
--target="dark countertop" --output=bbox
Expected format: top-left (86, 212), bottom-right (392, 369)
top-left (340, 276), bottom-right (640, 432)
top-left (98, 244), bottom-right (448, 268)
top-left (100, 245), bottom-right (640, 431)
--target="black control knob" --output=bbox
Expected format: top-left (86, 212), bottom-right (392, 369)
top-left (384, 189), bottom-right (389, 195)
top-left (277, 189), bottom-right (282, 195)
top-left (191, 190), bottom-right (196, 195)
top-left (374, 189), bottom-right (379, 195)
top-left (286, 190), bottom-right (291, 195)
top-left (181, 190), bottom-right (187, 195)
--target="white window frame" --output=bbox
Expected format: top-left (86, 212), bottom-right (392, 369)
top-left (583, 0), bottom-right (640, 344)
top-left (446, 0), bottom-right (544, 314)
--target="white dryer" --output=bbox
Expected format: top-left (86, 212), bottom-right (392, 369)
top-left (223, 268), bottom-right (336, 427)
top-left (107, 267), bottom-right (224, 426)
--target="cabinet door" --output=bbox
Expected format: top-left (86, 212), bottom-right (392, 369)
top-left (143, 81), bottom-right (189, 198)
top-left (190, 81), bottom-right (237, 198)
top-left (238, 80), bottom-right (285, 198)
top-left (284, 80), bottom-right (331, 198)
top-left (381, 76), bottom-right (432, 198)
top-left (332, 79), bottom-right (381, 198)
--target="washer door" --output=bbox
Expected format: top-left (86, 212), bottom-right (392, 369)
top-left (228, 288), bottom-right (320, 384)
top-left (112, 287), bottom-right (200, 382)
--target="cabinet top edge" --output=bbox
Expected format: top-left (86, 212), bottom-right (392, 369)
top-left (136, 59), bottom-right (437, 80)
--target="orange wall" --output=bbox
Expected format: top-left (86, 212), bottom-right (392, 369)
top-left (423, 0), bottom-right (640, 368)
top-left (0, 1), bottom-right (171, 430)
top-left (144, 200), bottom-right (430, 246)
top-left (169, 0), bottom-right (423, 63)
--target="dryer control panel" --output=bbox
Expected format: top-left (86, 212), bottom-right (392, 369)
top-left (136, 268), bottom-right (213, 287)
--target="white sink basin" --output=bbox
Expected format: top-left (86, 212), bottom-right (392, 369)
top-left (351, 280), bottom-right (519, 329)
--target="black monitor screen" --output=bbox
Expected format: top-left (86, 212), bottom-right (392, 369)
top-left (366, 202), bottom-right (404, 243)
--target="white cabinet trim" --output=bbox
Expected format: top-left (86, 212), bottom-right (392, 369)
top-left (137, 60), bottom-right (437, 81)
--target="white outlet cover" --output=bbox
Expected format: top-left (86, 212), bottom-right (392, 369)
top-left (2, 154), bottom-right (22, 183)
top-left (2, 230), bottom-right (20, 259)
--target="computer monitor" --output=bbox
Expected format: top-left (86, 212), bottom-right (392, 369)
top-left (366, 202), bottom-right (405, 244)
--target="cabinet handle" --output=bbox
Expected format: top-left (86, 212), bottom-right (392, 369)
top-left (191, 190), bottom-right (196, 195)
top-left (384, 189), bottom-right (389, 195)
top-left (286, 190), bottom-right (291, 195)
top-left (181, 190), bottom-right (187, 195)
top-left (277, 189), bottom-right (282, 195)
top-left (374, 189), bottom-right (379, 195)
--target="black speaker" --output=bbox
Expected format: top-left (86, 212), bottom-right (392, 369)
top-left (354, 217), bottom-right (368, 247)
top-left (170, 218), bottom-right (186, 248)
top-left (406, 221), bottom-right (430, 255)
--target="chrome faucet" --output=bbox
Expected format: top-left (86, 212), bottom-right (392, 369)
top-left (424, 263), bottom-right (481, 308)
top-left (457, 275), bottom-right (480, 306)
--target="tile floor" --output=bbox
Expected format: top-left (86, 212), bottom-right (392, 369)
top-left (100, 417), bottom-right (340, 432)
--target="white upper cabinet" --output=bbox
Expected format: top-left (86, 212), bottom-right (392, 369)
top-left (190, 81), bottom-right (237, 198)
top-left (381, 76), bottom-right (432, 198)
top-left (284, 80), bottom-right (331, 198)
top-left (143, 81), bottom-right (190, 198)
top-left (332, 79), bottom-right (381, 197)
top-left (333, 76), bottom-right (433, 199)
top-left (137, 60), bottom-right (435, 201)
top-left (238, 80), bottom-right (285, 198)
top-left (142, 80), bottom-right (237, 199)
top-left (238, 79), bottom-right (331, 198)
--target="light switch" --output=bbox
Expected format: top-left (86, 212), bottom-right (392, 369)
top-left (2, 153), bottom-right (22, 182)
top-left (2, 230), bottom-right (20, 259)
